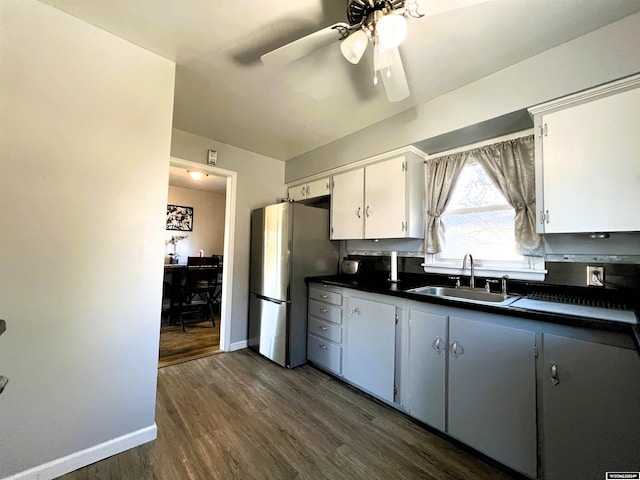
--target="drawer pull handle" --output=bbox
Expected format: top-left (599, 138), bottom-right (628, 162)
top-left (320, 294), bottom-right (328, 299)
top-left (320, 326), bottom-right (328, 330)
top-left (319, 344), bottom-right (328, 350)
top-left (320, 308), bottom-right (328, 313)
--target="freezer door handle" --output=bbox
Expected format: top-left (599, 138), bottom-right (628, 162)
top-left (253, 294), bottom-right (288, 305)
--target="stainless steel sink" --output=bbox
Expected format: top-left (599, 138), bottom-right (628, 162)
top-left (406, 286), bottom-right (519, 306)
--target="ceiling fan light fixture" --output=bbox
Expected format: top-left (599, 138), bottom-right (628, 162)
top-left (373, 40), bottom-right (400, 71)
top-left (340, 28), bottom-right (369, 64)
top-left (376, 13), bottom-right (407, 49)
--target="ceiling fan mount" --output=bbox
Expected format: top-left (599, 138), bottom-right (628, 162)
top-left (346, 0), bottom-right (406, 26)
top-left (260, 0), bottom-right (427, 102)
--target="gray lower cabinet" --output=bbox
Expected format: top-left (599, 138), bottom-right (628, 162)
top-left (448, 315), bottom-right (537, 478)
top-left (307, 284), bottom-right (343, 376)
top-left (540, 334), bottom-right (640, 480)
top-left (406, 308), bottom-right (447, 431)
top-left (343, 296), bottom-right (396, 403)
top-left (307, 284), bottom-right (640, 480)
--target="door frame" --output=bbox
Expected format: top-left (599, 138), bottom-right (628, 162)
top-left (169, 157), bottom-right (237, 352)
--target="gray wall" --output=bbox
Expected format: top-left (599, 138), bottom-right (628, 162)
top-left (170, 129), bottom-right (286, 346)
top-left (285, 13), bottom-right (640, 183)
top-left (0, 2), bottom-right (175, 477)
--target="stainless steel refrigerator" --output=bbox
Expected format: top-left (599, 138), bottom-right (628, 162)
top-left (249, 201), bottom-right (338, 368)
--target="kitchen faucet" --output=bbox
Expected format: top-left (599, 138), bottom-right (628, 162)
top-left (462, 253), bottom-right (475, 289)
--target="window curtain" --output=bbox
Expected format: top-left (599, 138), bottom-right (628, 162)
top-left (474, 135), bottom-right (543, 256)
top-left (424, 152), bottom-right (470, 254)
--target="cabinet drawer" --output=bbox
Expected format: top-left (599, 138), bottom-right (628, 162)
top-left (309, 286), bottom-right (342, 306)
top-left (307, 334), bottom-right (341, 375)
top-left (308, 316), bottom-right (342, 344)
top-left (308, 300), bottom-right (342, 324)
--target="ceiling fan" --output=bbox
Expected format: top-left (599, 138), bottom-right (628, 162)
top-left (261, 0), bottom-right (425, 102)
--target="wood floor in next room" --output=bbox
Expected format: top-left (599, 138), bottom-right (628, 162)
top-left (61, 349), bottom-right (518, 480)
top-left (158, 318), bottom-right (220, 368)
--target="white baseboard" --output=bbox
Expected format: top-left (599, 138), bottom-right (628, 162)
top-left (3, 424), bottom-right (157, 480)
top-left (229, 340), bottom-right (248, 351)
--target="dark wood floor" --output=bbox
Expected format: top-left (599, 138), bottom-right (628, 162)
top-left (61, 349), bottom-right (516, 480)
top-left (158, 318), bottom-right (220, 368)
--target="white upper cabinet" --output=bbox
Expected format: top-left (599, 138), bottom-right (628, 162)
top-left (331, 149), bottom-right (425, 240)
top-left (288, 177), bottom-right (331, 202)
top-left (331, 168), bottom-right (365, 239)
top-left (528, 74), bottom-right (640, 234)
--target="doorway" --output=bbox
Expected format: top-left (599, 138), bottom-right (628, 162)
top-left (159, 157), bottom-right (237, 367)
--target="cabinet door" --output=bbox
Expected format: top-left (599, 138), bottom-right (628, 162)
top-left (364, 156), bottom-right (406, 239)
top-left (448, 316), bottom-right (536, 478)
top-left (305, 178), bottom-right (331, 200)
top-left (407, 309), bottom-right (447, 431)
top-left (331, 168), bottom-right (364, 240)
top-left (540, 87), bottom-right (640, 233)
top-left (343, 297), bottom-right (396, 402)
top-left (541, 334), bottom-right (640, 480)
top-left (288, 184), bottom-right (307, 201)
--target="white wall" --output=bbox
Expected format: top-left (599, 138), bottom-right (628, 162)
top-left (170, 129), bottom-right (286, 346)
top-left (0, 2), bottom-right (175, 478)
top-left (285, 13), bottom-right (640, 182)
top-left (166, 186), bottom-right (226, 261)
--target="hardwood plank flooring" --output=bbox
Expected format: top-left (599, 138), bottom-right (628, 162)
top-left (60, 350), bottom-right (518, 480)
top-left (158, 318), bottom-right (220, 368)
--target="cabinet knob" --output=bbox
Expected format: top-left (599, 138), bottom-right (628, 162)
top-left (550, 363), bottom-right (559, 386)
top-left (319, 325), bottom-right (328, 331)
top-left (319, 343), bottom-right (328, 350)
top-left (320, 308), bottom-right (328, 313)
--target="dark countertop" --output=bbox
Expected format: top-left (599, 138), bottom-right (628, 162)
top-left (307, 273), bottom-right (640, 352)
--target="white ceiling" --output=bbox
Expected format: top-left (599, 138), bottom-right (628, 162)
top-left (44, 0), bottom-right (640, 161)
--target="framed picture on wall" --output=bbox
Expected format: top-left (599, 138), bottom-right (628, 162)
top-left (166, 204), bottom-right (193, 231)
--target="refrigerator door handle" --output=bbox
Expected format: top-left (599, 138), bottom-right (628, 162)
top-left (253, 294), bottom-right (289, 305)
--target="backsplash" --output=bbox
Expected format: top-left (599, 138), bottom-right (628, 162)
top-left (344, 254), bottom-right (640, 291)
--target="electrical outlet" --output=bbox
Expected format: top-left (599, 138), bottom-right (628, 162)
top-left (587, 265), bottom-right (604, 287)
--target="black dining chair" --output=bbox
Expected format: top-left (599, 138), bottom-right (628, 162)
top-left (178, 256), bottom-right (220, 332)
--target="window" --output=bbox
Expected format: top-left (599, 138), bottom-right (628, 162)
top-left (423, 159), bottom-right (545, 280)
top-left (441, 161), bottom-right (522, 262)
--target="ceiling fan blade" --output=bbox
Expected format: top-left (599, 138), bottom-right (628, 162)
top-left (379, 49), bottom-right (409, 102)
top-left (261, 23), bottom-right (351, 67)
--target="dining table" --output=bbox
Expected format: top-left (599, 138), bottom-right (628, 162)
top-left (163, 262), bottom-right (223, 324)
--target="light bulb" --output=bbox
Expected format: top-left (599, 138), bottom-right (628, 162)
top-left (376, 14), bottom-right (407, 49)
top-left (340, 29), bottom-right (369, 64)
top-left (188, 170), bottom-right (207, 181)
